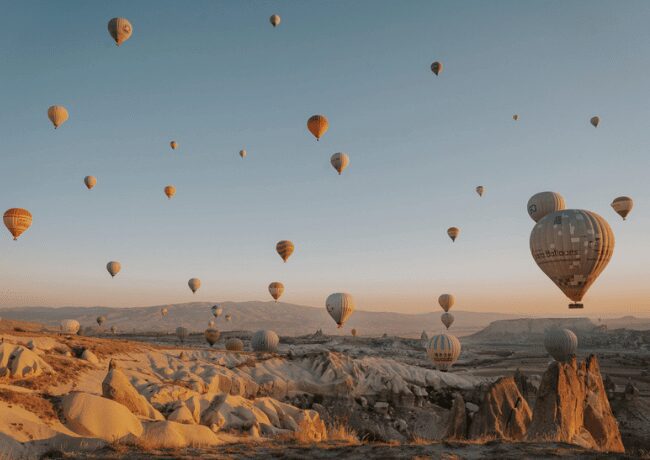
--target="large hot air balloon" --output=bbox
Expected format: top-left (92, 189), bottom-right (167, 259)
top-left (270, 14), bottom-right (281, 27)
top-left (441, 312), bottom-right (454, 330)
top-left (430, 61), bottom-right (443, 76)
top-left (161, 307), bottom-right (169, 318)
top-left (530, 209), bottom-right (614, 308)
top-left (164, 185), bottom-right (176, 199)
top-left (611, 196), bottom-right (633, 221)
top-left (527, 191), bottom-right (566, 223)
top-left (188, 278), bottom-right (201, 294)
top-left (447, 227), bottom-right (460, 242)
top-left (544, 328), bottom-right (578, 362)
top-left (438, 294), bottom-right (455, 312)
top-left (60, 319), bottom-right (80, 335)
top-left (590, 116), bottom-right (600, 128)
top-left (330, 153), bottom-right (349, 175)
top-left (325, 293), bottom-right (355, 328)
top-left (84, 176), bottom-right (97, 190)
top-left (205, 328), bottom-right (221, 347)
top-left (3, 208), bottom-right (32, 240)
top-left (47, 106), bottom-right (69, 129)
top-left (276, 240), bottom-right (294, 262)
top-left (96, 316), bottom-right (106, 327)
top-left (225, 337), bottom-right (244, 351)
top-left (239, 149), bottom-right (247, 159)
top-left (251, 330), bottom-right (279, 352)
top-left (107, 17), bottom-right (133, 46)
top-left (307, 115), bottom-right (328, 141)
top-left (176, 326), bottom-right (189, 343)
top-left (476, 186), bottom-right (484, 197)
top-left (426, 333), bottom-right (461, 371)
top-left (211, 305), bottom-right (223, 318)
top-left (513, 114), bottom-right (519, 121)
top-left (268, 282), bottom-right (284, 302)
top-left (170, 141), bottom-right (178, 150)
top-left (106, 261), bottom-right (121, 278)
top-left (225, 314), bottom-right (232, 322)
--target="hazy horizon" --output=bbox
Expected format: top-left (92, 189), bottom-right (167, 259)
top-left (3, 1), bottom-right (650, 317)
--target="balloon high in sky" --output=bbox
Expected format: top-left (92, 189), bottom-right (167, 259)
top-left (1, 2), bottom-right (650, 317)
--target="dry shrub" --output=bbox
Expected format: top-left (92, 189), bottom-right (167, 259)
top-left (409, 435), bottom-right (431, 445)
top-left (326, 419), bottom-right (360, 445)
top-left (0, 388), bottom-right (57, 421)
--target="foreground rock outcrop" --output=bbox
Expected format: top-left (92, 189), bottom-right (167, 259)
top-left (526, 355), bottom-right (624, 453)
top-left (102, 359), bottom-right (164, 420)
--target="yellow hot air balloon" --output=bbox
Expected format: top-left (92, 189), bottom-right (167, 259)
top-left (170, 141), bottom-right (178, 150)
top-left (530, 209), bottom-right (614, 308)
top-left (527, 191), bottom-right (566, 223)
top-left (590, 116), bottom-right (600, 128)
top-left (3, 208), bottom-right (32, 241)
top-left (188, 278), bottom-right (201, 294)
top-left (239, 149), bottom-right (247, 159)
top-left (430, 61), bottom-right (443, 76)
top-left (307, 115), bottom-right (328, 141)
top-left (84, 176), bottom-right (97, 190)
top-left (438, 294), bottom-right (455, 312)
top-left (476, 186), bottom-right (484, 197)
top-left (447, 227), bottom-right (460, 242)
top-left (106, 261), bottom-right (121, 278)
top-left (611, 196), bottom-right (633, 221)
top-left (276, 240), bottom-right (294, 262)
top-left (330, 152), bottom-right (349, 175)
top-left (268, 282), bottom-right (284, 302)
top-left (164, 185), bottom-right (176, 199)
top-left (270, 14), bottom-right (281, 27)
top-left (47, 106), bottom-right (69, 129)
top-left (513, 114), bottom-right (519, 121)
top-left (107, 17), bottom-right (133, 46)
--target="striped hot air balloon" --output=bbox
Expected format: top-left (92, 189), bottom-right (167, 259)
top-left (225, 338), bottom-right (244, 351)
top-left (307, 115), bottom-right (328, 141)
top-left (3, 208), bottom-right (32, 240)
top-left (107, 17), bottom-right (133, 46)
top-left (276, 240), bottom-right (294, 262)
top-left (544, 328), bottom-right (578, 362)
top-left (426, 333), bottom-right (461, 371)
top-left (268, 282), bottom-right (284, 302)
top-left (251, 330), bottom-right (279, 352)
top-left (325, 293), bottom-right (355, 328)
top-left (438, 294), bottom-right (455, 312)
top-left (527, 191), bottom-right (566, 223)
top-left (611, 196), bottom-right (633, 221)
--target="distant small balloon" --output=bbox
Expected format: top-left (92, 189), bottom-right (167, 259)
top-left (438, 294), bottom-right (455, 312)
top-left (225, 314), bottom-right (232, 322)
top-left (170, 141), bottom-right (178, 150)
top-left (426, 333), bottom-right (461, 371)
top-left (60, 319), bottom-right (81, 335)
top-left (590, 116), bottom-right (600, 128)
top-left (96, 315), bottom-right (106, 327)
top-left (326, 293), bottom-right (355, 328)
top-left (270, 14), bottom-right (281, 27)
top-left (161, 307), bottom-right (169, 317)
top-left (239, 149), bottom-right (247, 159)
top-left (527, 191), bottom-right (566, 223)
top-left (441, 312), bottom-right (454, 330)
top-left (204, 328), bottom-right (221, 347)
top-left (164, 185), bottom-right (176, 199)
top-left (84, 176), bottom-right (97, 190)
top-left (307, 115), bottom-right (329, 141)
top-left (611, 196), bottom-right (633, 221)
top-left (251, 330), bottom-right (279, 352)
top-left (211, 305), bottom-right (223, 318)
top-left (351, 328), bottom-right (357, 337)
top-left (430, 61), bottom-right (443, 76)
top-left (544, 328), bottom-right (578, 362)
top-left (513, 114), bottom-right (519, 121)
top-left (208, 320), bottom-right (215, 328)
top-left (107, 17), bottom-right (133, 46)
top-left (476, 186), bottom-right (484, 197)
top-left (188, 278), bottom-right (201, 294)
top-left (447, 227), bottom-right (460, 242)
top-left (276, 240), bottom-right (295, 262)
top-left (268, 282), bottom-right (284, 302)
top-left (330, 152), bottom-right (350, 175)
top-left (47, 105), bottom-right (69, 129)
top-left (226, 337), bottom-right (244, 351)
top-left (176, 326), bottom-right (189, 343)
top-left (3, 208), bottom-right (33, 240)
top-left (106, 261), bottom-right (121, 278)
top-left (110, 325), bottom-right (117, 334)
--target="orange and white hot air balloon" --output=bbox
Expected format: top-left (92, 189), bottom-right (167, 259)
top-left (47, 106), bottom-right (69, 129)
top-left (307, 115), bottom-right (328, 141)
top-left (276, 240), bottom-right (294, 262)
top-left (268, 282), bottom-right (284, 302)
top-left (330, 152), bottom-right (349, 175)
top-left (106, 261), bottom-right (121, 278)
top-left (164, 185), bottom-right (176, 199)
top-left (107, 17), bottom-right (133, 46)
top-left (3, 208), bottom-right (32, 240)
top-left (84, 176), bottom-right (97, 190)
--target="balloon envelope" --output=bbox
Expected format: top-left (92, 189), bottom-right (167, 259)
top-left (176, 327), bottom-right (189, 342)
top-left (611, 196), bottom-right (633, 220)
top-left (590, 116), bottom-right (600, 128)
top-left (3, 208), bottom-right (32, 240)
top-left (430, 61), bottom-right (443, 75)
top-left (307, 115), bottom-right (328, 140)
top-left (276, 240), bottom-right (295, 262)
top-left (106, 261), bottom-right (121, 278)
top-left (527, 191), bottom-right (566, 223)
top-left (239, 149), bottom-right (247, 159)
top-left (438, 294), bottom-right (455, 312)
top-left (84, 176), bottom-right (97, 190)
top-left (441, 312), bottom-right (455, 330)
top-left (170, 141), bottom-right (178, 150)
top-left (204, 328), bottom-right (221, 347)
top-left (96, 316), bottom-right (106, 326)
top-left (188, 278), bottom-right (201, 293)
top-left (225, 338), bottom-right (244, 351)
top-left (211, 305), bottom-right (223, 318)
top-left (268, 282), bottom-right (284, 301)
top-left (513, 114), bottom-right (519, 121)
top-left (330, 153), bottom-right (350, 175)
top-left (544, 328), bottom-right (578, 361)
top-left (426, 333), bottom-right (461, 371)
top-left (447, 227), bottom-right (460, 242)
top-left (270, 14), bottom-right (281, 27)
top-left (107, 17), bottom-right (132, 46)
top-left (47, 105), bottom-right (69, 129)
top-left (251, 330), bottom-right (279, 352)
top-left (164, 185), bottom-right (176, 199)
top-left (60, 319), bottom-right (80, 334)
top-left (476, 186), bottom-right (484, 197)
top-left (325, 293), bottom-right (355, 328)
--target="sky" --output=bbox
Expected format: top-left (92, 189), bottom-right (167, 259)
top-left (1, 0), bottom-right (650, 317)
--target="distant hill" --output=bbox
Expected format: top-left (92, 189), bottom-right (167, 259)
top-left (465, 317), bottom-right (599, 344)
top-left (0, 302), bottom-right (520, 337)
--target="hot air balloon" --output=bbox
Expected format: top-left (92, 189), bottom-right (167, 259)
top-left (527, 191), bottom-right (566, 223)
top-left (208, 320), bottom-right (215, 328)
top-left (47, 106), bottom-right (69, 129)
top-left (161, 307), bottom-right (169, 318)
top-left (106, 261), bottom-right (121, 278)
top-left (325, 293), bottom-right (355, 328)
top-left (110, 325), bottom-right (117, 334)
top-left (351, 328), bottom-right (357, 337)
top-left (330, 153), bottom-right (349, 175)
top-left (107, 17), bottom-right (132, 46)
top-left (188, 278), bottom-right (201, 294)
top-left (170, 141), bottom-right (178, 150)
top-left (211, 305), bottom-right (223, 318)
top-left (590, 116), bottom-right (600, 128)
top-left (447, 227), bottom-right (460, 242)
top-left (426, 333), bottom-right (461, 371)
top-left (239, 149), bottom-right (247, 159)
top-left (276, 240), bottom-right (294, 262)
top-left (268, 282), bottom-right (284, 302)
top-left (164, 185), bottom-right (176, 199)
top-left (270, 14), bottom-right (281, 27)
top-left (307, 115), bottom-right (328, 141)
top-left (205, 328), bottom-right (221, 347)
top-left (430, 61), bottom-right (443, 76)
top-left (530, 209), bottom-right (614, 309)
top-left (3, 208), bottom-right (32, 240)
top-left (476, 186), bottom-right (484, 197)
top-left (441, 312), bottom-right (454, 330)
top-left (544, 328), bottom-right (578, 362)
top-left (176, 326), bottom-right (189, 343)
top-left (611, 196), bottom-right (633, 221)
top-left (60, 319), bottom-right (80, 335)
top-left (225, 314), bottom-right (232, 322)
top-left (438, 294), bottom-right (455, 312)
top-left (513, 114), bottom-right (519, 121)
top-left (84, 176), bottom-right (97, 190)
top-left (252, 330), bottom-right (279, 352)
top-left (96, 316), bottom-right (106, 327)
top-left (226, 337), bottom-right (244, 351)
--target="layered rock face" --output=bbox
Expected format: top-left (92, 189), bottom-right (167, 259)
top-left (526, 355), bottom-right (624, 453)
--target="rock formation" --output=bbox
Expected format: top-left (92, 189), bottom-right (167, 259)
top-left (102, 360), bottom-right (164, 420)
top-left (445, 392), bottom-right (467, 439)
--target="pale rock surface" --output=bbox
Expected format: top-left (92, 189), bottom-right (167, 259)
top-left (168, 402), bottom-right (196, 424)
top-left (140, 420), bottom-right (222, 448)
top-left (81, 349), bottom-right (99, 364)
top-left (102, 360), bottom-right (164, 420)
top-left (446, 392), bottom-right (468, 439)
top-left (0, 342), bottom-right (53, 378)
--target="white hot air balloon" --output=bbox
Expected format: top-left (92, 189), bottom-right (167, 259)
top-left (251, 330), bottom-right (279, 352)
top-left (325, 293), bottom-right (355, 328)
top-left (330, 152), bottom-right (350, 175)
top-left (441, 312), bottom-right (455, 330)
top-left (426, 333), bottom-right (462, 371)
top-left (60, 319), bottom-right (81, 335)
top-left (544, 328), bottom-right (578, 362)
top-left (527, 191), bottom-right (566, 223)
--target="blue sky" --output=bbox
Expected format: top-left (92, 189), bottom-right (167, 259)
top-left (1, 1), bottom-right (650, 316)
